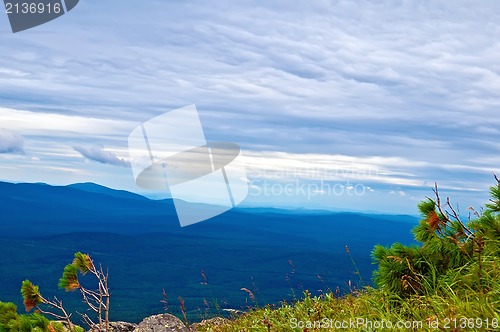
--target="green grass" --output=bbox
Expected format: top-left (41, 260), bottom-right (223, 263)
top-left (193, 262), bottom-right (500, 331)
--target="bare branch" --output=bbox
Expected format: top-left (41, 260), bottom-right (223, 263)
top-left (446, 197), bottom-right (473, 235)
top-left (433, 183), bottom-right (473, 236)
top-left (80, 290), bottom-right (100, 313)
top-left (36, 307), bottom-right (67, 321)
top-left (78, 312), bottom-right (96, 329)
top-left (37, 297), bottom-right (75, 331)
top-left (433, 184), bottom-right (452, 225)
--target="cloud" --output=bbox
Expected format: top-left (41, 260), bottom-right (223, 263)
top-left (0, 107), bottom-right (134, 139)
top-left (1, 1), bottom-right (499, 212)
top-left (311, 189), bottom-right (326, 195)
top-left (73, 145), bottom-right (130, 168)
top-left (0, 129), bottom-right (24, 154)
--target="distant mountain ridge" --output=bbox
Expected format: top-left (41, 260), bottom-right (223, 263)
top-left (67, 182), bottom-right (150, 201)
top-left (0, 181), bottom-right (179, 236)
top-left (0, 181), bottom-right (418, 236)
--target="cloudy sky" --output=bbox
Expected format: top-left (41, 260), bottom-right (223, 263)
top-left (1, 0), bottom-right (499, 214)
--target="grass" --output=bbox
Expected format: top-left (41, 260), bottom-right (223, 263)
top-left (193, 260), bottom-right (500, 331)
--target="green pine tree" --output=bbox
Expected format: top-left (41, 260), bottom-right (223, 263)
top-left (373, 176), bottom-right (500, 298)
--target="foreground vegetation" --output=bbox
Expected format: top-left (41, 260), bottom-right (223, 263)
top-left (1, 253), bottom-right (108, 332)
top-left (197, 176), bottom-right (500, 331)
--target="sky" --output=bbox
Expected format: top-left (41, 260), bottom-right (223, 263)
top-left (0, 0), bottom-right (499, 214)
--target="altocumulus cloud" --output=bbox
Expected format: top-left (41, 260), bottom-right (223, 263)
top-left (73, 145), bottom-right (130, 168)
top-left (0, 129), bottom-right (24, 154)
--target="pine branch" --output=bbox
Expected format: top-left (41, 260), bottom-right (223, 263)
top-left (445, 196), bottom-right (473, 236)
top-left (78, 312), bottom-right (96, 329)
top-left (433, 183), bottom-right (472, 236)
top-left (37, 297), bottom-right (74, 332)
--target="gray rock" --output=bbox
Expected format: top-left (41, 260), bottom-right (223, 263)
top-left (133, 314), bottom-right (190, 332)
top-left (88, 321), bottom-right (138, 332)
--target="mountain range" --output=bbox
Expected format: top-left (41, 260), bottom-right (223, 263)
top-left (0, 181), bottom-right (419, 322)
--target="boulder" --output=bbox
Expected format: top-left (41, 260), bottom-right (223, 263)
top-left (88, 321), bottom-right (138, 332)
top-left (133, 314), bottom-right (190, 332)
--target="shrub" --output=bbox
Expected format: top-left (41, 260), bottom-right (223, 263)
top-left (0, 301), bottom-right (65, 332)
top-left (372, 175), bottom-right (500, 298)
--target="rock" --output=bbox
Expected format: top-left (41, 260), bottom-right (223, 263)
top-left (133, 314), bottom-right (190, 332)
top-left (108, 322), bottom-right (138, 332)
top-left (88, 321), bottom-right (138, 332)
top-left (190, 317), bottom-right (230, 330)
